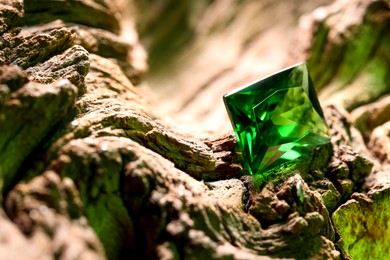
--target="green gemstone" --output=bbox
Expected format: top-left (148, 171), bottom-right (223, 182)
top-left (223, 63), bottom-right (330, 175)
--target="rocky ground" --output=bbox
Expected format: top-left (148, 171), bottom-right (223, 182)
top-left (0, 0), bottom-right (389, 259)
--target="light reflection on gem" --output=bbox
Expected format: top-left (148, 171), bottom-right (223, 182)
top-left (223, 63), bottom-right (330, 175)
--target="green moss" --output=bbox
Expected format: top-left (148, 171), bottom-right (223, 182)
top-left (85, 194), bottom-right (135, 259)
top-left (0, 84), bottom-right (77, 193)
top-left (332, 193), bottom-right (390, 259)
top-left (309, 2), bottom-right (390, 96)
top-left (343, 56), bottom-right (390, 111)
top-left (58, 145), bottom-right (137, 259)
top-left (336, 22), bottom-right (383, 85)
top-left (310, 27), bottom-right (346, 89)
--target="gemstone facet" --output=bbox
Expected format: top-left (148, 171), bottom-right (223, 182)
top-left (223, 63), bottom-right (330, 175)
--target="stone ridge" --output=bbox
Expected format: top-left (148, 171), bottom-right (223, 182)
top-left (23, 0), bottom-right (121, 33)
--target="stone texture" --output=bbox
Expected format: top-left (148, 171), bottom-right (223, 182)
top-left (45, 137), bottom-right (136, 259)
top-left (0, 0), bottom-right (23, 34)
top-left (324, 105), bottom-right (374, 201)
top-left (0, 210), bottom-right (49, 259)
top-left (0, 18), bottom-right (90, 190)
top-left (0, 78), bottom-right (78, 191)
top-left (206, 179), bottom-right (246, 208)
top-left (21, 20), bottom-right (147, 85)
top-left (295, 0), bottom-right (390, 111)
top-left (0, 65), bottom-right (27, 91)
top-left (4, 171), bottom-right (105, 259)
top-left (368, 122), bottom-right (390, 165)
top-left (351, 95), bottom-right (390, 136)
top-left (26, 45), bottom-right (90, 91)
top-left (332, 189), bottom-right (390, 259)
top-left (0, 0), bottom-right (388, 259)
top-left (23, 0), bottom-right (121, 33)
top-left (0, 28), bottom-right (77, 69)
top-left (242, 174), bottom-right (339, 259)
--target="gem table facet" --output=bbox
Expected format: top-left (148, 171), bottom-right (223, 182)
top-left (223, 63), bottom-right (330, 175)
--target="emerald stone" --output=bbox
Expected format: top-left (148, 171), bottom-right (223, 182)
top-left (223, 63), bottom-right (330, 175)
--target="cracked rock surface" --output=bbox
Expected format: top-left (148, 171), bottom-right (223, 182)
top-left (0, 0), bottom-right (389, 259)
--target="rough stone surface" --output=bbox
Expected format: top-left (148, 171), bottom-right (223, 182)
top-left (206, 179), bottom-right (246, 208)
top-left (0, 78), bottom-right (79, 190)
top-left (21, 20), bottom-right (147, 84)
top-left (23, 0), bottom-right (121, 33)
top-left (295, 0), bottom-right (390, 110)
top-left (0, 0), bottom-right (388, 259)
top-left (333, 187), bottom-right (390, 259)
top-left (352, 95), bottom-right (390, 137)
top-left (0, 14), bottom-right (90, 190)
top-left (26, 45), bottom-right (90, 91)
top-left (324, 105), bottom-right (374, 202)
top-left (0, 1), bottom-right (23, 34)
top-left (368, 122), bottom-right (390, 165)
top-left (0, 28), bottom-right (77, 69)
top-left (0, 65), bottom-right (27, 91)
top-left (4, 171), bottom-right (105, 259)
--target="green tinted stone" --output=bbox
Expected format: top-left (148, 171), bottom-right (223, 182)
top-left (223, 63), bottom-right (330, 175)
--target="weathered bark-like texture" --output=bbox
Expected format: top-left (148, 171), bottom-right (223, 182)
top-left (0, 0), bottom-right (389, 259)
top-left (4, 171), bottom-right (105, 259)
top-left (297, 0), bottom-right (390, 111)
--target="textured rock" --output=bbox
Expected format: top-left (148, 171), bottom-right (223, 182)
top-left (0, 28), bottom-right (77, 69)
top-left (0, 0), bottom-right (23, 34)
top-left (296, 0), bottom-right (390, 110)
top-left (0, 0), bottom-right (389, 259)
top-left (245, 174), bottom-right (335, 239)
top-left (240, 163), bottom-right (341, 258)
top-left (122, 143), bottom-right (339, 259)
top-left (23, 0), bottom-right (121, 33)
top-left (332, 188), bottom-right (390, 259)
top-left (22, 20), bottom-right (147, 84)
top-left (0, 210), bottom-right (49, 259)
top-left (69, 54), bottom-right (228, 180)
top-left (324, 105), bottom-right (374, 200)
top-left (35, 53), bottom-right (239, 182)
top-left (0, 23), bottom-right (90, 190)
top-left (0, 65), bottom-right (27, 91)
top-left (351, 95), bottom-right (390, 136)
top-left (0, 78), bottom-right (78, 191)
top-left (310, 178), bottom-right (341, 212)
top-left (45, 137), bottom-right (136, 259)
top-left (26, 45), bottom-right (90, 92)
top-left (368, 122), bottom-right (390, 165)
top-left (206, 179), bottom-right (246, 208)
top-left (1, 30), bottom-right (339, 259)
top-left (0, 3), bottom-right (103, 258)
top-left (4, 171), bottom-right (105, 259)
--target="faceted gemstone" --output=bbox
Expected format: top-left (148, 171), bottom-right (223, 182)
top-left (223, 63), bottom-right (330, 175)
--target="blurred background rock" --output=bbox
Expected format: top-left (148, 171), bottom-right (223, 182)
top-left (124, 0), bottom-right (389, 136)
